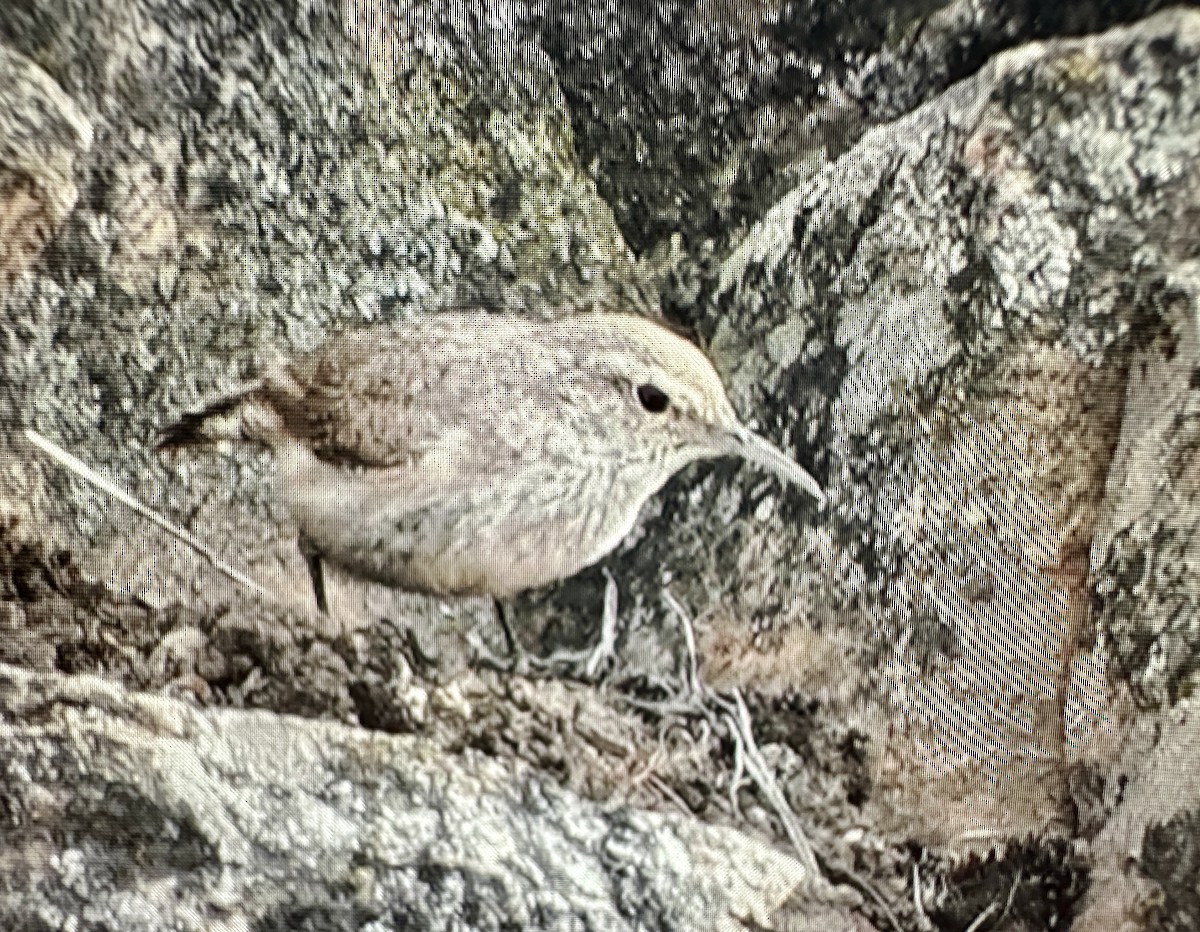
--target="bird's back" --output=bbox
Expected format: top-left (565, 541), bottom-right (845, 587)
top-left (263, 313), bottom-right (596, 471)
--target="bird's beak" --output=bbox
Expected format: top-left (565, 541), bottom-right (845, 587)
top-left (725, 425), bottom-right (825, 504)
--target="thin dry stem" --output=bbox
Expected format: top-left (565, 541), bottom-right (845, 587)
top-left (23, 428), bottom-right (273, 600)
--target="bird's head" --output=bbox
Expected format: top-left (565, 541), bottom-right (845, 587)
top-left (565, 314), bottom-right (825, 503)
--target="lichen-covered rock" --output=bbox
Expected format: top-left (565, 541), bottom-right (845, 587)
top-left (0, 661), bottom-right (842, 932)
top-left (636, 7), bottom-right (1200, 925)
top-left (4, 0), bottom-right (1200, 929)
top-left (0, 45), bottom-right (91, 292)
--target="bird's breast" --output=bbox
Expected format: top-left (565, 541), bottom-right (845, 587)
top-left (277, 443), bottom-right (677, 596)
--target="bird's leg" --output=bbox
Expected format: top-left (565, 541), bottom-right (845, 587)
top-left (298, 536), bottom-right (329, 614)
top-left (495, 598), bottom-right (534, 676)
top-left (308, 553), bottom-right (329, 615)
top-left (474, 580), bottom-right (619, 681)
top-left (470, 598), bottom-right (532, 675)
top-left (494, 598), bottom-right (520, 658)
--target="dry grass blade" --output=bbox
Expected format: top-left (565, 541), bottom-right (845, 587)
top-left (23, 428), bottom-right (273, 600)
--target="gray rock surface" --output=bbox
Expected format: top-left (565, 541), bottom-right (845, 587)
top-left (0, 662), bottom-right (839, 932)
top-left (2, 1), bottom-right (1199, 929)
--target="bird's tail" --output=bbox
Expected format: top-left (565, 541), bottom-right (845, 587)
top-left (156, 381), bottom-right (265, 451)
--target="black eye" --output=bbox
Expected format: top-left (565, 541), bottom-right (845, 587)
top-left (636, 383), bottom-right (670, 414)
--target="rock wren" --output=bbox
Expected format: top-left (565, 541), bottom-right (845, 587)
top-left (159, 310), bottom-right (823, 613)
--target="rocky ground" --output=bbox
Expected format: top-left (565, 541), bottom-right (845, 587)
top-left (2, 2), bottom-right (1200, 930)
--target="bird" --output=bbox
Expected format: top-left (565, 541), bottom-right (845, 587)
top-left (158, 309), bottom-right (824, 622)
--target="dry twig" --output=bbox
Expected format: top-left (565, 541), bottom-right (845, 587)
top-left (23, 427), bottom-right (272, 599)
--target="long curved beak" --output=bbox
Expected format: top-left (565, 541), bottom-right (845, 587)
top-left (726, 425), bottom-right (825, 504)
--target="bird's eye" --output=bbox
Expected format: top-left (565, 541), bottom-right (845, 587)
top-left (636, 383), bottom-right (670, 414)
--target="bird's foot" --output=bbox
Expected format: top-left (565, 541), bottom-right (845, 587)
top-left (470, 637), bottom-right (534, 677)
top-left (470, 641), bottom-right (610, 680)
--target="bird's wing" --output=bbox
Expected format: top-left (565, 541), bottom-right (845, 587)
top-left (260, 322), bottom-right (534, 470)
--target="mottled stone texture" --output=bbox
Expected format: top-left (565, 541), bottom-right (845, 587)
top-left (2, 0), bottom-right (1200, 929)
top-left (0, 662), bottom-right (834, 932)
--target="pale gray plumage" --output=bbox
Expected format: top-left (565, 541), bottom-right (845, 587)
top-left (160, 310), bottom-right (823, 605)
